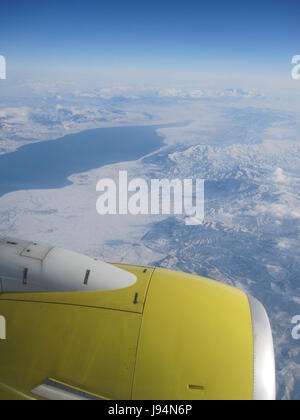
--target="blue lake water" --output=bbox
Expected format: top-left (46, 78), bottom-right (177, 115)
top-left (0, 125), bottom-right (166, 197)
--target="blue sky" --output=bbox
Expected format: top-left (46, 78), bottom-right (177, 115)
top-left (0, 0), bottom-right (299, 88)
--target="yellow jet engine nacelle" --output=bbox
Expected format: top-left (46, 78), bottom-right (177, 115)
top-left (0, 237), bottom-right (276, 400)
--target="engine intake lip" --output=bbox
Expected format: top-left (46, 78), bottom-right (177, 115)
top-left (248, 295), bottom-right (276, 400)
